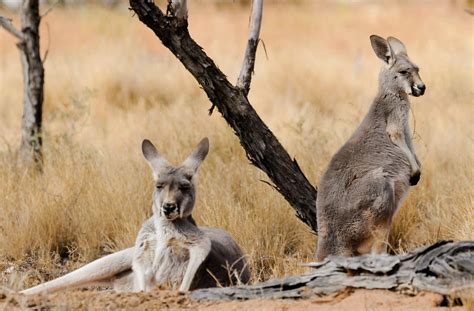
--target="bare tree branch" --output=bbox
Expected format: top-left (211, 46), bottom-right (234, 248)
top-left (0, 15), bottom-right (24, 40)
top-left (130, 0), bottom-right (318, 232)
top-left (236, 0), bottom-right (263, 96)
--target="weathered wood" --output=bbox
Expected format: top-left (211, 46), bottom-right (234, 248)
top-left (129, 0), bottom-right (318, 232)
top-left (191, 240), bottom-right (474, 301)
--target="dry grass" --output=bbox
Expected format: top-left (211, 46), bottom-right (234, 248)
top-left (0, 0), bottom-right (472, 291)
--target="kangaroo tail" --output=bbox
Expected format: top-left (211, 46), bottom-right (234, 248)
top-left (21, 247), bottom-right (134, 295)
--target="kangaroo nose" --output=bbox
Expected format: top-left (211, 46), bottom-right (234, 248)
top-left (163, 203), bottom-right (177, 215)
top-left (417, 84), bottom-right (426, 93)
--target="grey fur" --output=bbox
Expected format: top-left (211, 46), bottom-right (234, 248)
top-left (21, 138), bottom-right (250, 295)
top-left (316, 35), bottom-right (426, 261)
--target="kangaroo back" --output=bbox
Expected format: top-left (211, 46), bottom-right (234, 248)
top-left (192, 228), bottom-right (250, 289)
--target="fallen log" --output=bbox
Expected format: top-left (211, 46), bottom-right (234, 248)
top-left (191, 240), bottom-right (474, 301)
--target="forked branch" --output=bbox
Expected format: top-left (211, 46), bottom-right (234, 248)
top-left (129, 0), bottom-right (318, 232)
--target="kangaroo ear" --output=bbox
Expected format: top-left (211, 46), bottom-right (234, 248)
top-left (142, 139), bottom-right (169, 180)
top-left (370, 35), bottom-right (394, 65)
top-left (387, 36), bottom-right (407, 56)
top-left (182, 137), bottom-right (209, 173)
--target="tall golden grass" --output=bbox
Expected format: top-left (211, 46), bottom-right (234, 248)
top-left (0, 1), bottom-right (472, 288)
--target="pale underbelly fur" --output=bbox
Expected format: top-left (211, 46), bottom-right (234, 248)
top-left (132, 234), bottom-right (190, 291)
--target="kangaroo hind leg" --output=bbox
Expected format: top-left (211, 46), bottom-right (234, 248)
top-left (21, 248), bottom-right (134, 295)
top-left (342, 171), bottom-right (396, 257)
top-left (355, 179), bottom-right (395, 256)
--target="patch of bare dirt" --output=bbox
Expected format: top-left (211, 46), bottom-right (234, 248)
top-left (0, 288), bottom-right (464, 310)
top-left (198, 290), bottom-right (459, 311)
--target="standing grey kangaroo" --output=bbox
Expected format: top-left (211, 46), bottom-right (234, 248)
top-left (22, 138), bottom-right (250, 295)
top-left (316, 35), bottom-right (426, 261)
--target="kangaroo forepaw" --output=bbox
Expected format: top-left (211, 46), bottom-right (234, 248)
top-left (410, 170), bottom-right (421, 186)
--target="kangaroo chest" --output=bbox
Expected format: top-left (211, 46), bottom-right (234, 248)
top-left (152, 236), bottom-right (191, 288)
top-left (134, 222), bottom-right (205, 289)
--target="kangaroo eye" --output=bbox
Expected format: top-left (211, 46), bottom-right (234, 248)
top-left (156, 184), bottom-right (164, 190)
top-left (179, 184), bottom-right (191, 191)
top-left (399, 70), bottom-right (408, 75)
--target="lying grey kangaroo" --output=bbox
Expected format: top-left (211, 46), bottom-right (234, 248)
top-left (316, 35), bottom-right (426, 261)
top-left (22, 138), bottom-right (250, 295)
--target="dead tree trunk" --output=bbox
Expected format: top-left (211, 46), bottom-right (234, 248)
top-left (0, 0), bottom-right (45, 169)
top-left (129, 0), bottom-right (318, 232)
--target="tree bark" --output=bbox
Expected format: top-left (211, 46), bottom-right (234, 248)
top-left (19, 0), bottom-right (45, 169)
top-left (191, 240), bottom-right (474, 300)
top-left (129, 0), bottom-right (318, 232)
top-left (0, 1), bottom-right (45, 169)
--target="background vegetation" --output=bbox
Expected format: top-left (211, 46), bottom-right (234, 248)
top-left (0, 1), bottom-right (472, 289)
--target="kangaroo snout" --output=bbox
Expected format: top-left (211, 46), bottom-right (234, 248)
top-left (162, 202), bottom-right (178, 217)
top-left (412, 83), bottom-right (426, 97)
top-left (410, 170), bottom-right (421, 186)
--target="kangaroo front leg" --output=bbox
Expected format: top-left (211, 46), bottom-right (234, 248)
top-left (132, 238), bottom-right (159, 292)
top-left (387, 125), bottom-right (420, 184)
top-left (132, 263), bottom-right (156, 292)
top-left (403, 124), bottom-right (421, 185)
top-left (179, 238), bottom-right (211, 292)
top-left (132, 263), bottom-right (146, 292)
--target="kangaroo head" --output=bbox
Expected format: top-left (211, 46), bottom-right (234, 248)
top-left (370, 35), bottom-right (426, 97)
top-left (141, 138), bottom-right (209, 221)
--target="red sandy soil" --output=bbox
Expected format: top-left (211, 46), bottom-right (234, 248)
top-left (0, 288), bottom-right (464, 310)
